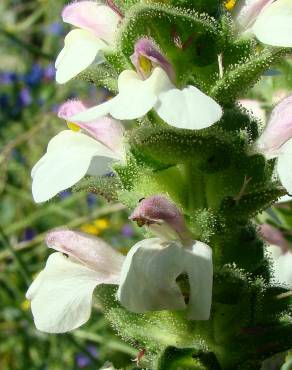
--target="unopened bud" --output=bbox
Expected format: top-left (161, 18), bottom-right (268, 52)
top-left (130, 195), bottom-right (190, 242)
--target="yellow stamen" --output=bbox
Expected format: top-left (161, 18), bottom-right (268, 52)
top-left (67, 121), bottom-right (80, 132)
top-left (225, 0), bottom-right (236, 11)
top-left (139, 55), bottom-right (153, 76)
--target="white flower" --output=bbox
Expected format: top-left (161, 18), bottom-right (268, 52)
top-left (26, 229), bottom-right (125, 333)
top-left (71, 66), bottom-right (223, 131)
top-left (55, 1), bottom-right (121, 83)
top-left (118, 237), bottom-right (213, 320)
top-left (266, 245), bottom-right (292, 287)
top-left (32, 100), bottom-right (125, 203)
top-left (235, 0), bottom-right (292, 47)
top-left (27, 197), bottom-right (213, 333)
top-left (118, 195), bottom-right (213, 320)
top-left (257, 95), bottom-right (292, 195)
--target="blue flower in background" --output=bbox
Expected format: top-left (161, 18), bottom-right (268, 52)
top-left (0, 72), bottom-right (18, 85)
top-left (0, 94), bottom-right (9, 109)
top-left (76, 345), bottom-right (99, 368)
top-left (87, 193), bottom-right (97, 208)
top-left (22, 228), bottom-right (37, 242)
top-left (121, 224), bottom-right (134, 238)
top-left (24, 64), bottom-right (44, 87)
top-left (46, 22), bottom-right (65, 36)
top-left (44, 64), bottom-right (56, 80)
top-left (19, 87), bottom-right (32, 107)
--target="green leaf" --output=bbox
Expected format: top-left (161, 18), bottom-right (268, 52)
top-left (211, 47), bottom-right (288, 104)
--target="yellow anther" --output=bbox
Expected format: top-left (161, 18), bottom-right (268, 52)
top-left (225, 0), bottom-right (236, 11)
top-left (138, 55), bottom-right (153, 76)
top-left (67, 121), bottom-right (80, 132)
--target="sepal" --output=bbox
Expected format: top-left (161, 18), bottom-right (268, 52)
top-left (72, 175), bottom-right (122, 201)
top-left (211, 48), bottom-right (287, 104)
top-left (129, 125), bottom-right (243, 172)
top-left (95, 285), bottom-right (199, 353)
top-left (75, 64), bottom-right (118, 93)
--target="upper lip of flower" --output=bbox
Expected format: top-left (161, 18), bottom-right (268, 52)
top-left (31, 100), bottom-right (125, 203)
top-left (55, 1), bottom-right (121, 84)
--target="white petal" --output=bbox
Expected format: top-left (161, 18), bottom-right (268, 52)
top-left (32, 130), bottom-right (117, 203)
top-left (184, 241), bottom-right (213, 320)
top-left (277, 139), bottom-right (292, 194)
top-left (252, 0), bottom-right (292, 47)
top-left (155, 85), bottom-right (223, 130)
top-left (26, 253), bottom-right (102, 333)
top-left (267, 246), bottom-right (292, 287)
top-left (71, 67), bottom-right (173, 122)
top-left (274, 252), bottom-right (292, 287)
top-left (117, 238), bottom-right (213, 320)
top-left (117, 238), bottom-right (186, 313)
top-left (55, 29), bottom-right (106, 84)
top-left (62, 2), bottom-right (120, 44)
top-left (277, 195), bottom-right (292, 203)
top-left (235, 0), bottom-right (273, 30)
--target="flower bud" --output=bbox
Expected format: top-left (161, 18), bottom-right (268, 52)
top-left (130, 195), bottom-right (190, 242)
top-left (130, 38), bottom-right (174, 80)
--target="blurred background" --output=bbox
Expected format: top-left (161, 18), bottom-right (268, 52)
top-left (1, 1), bottom-right (292, 369)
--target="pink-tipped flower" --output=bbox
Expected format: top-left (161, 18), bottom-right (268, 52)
top-left (62, 1), bottom-right (121, 43)
top-left (130, 38), bottom-right (174, 80)
top-left (130, 195), bottom-right (191, 243)
top-left (58, 99), bottom-right (124, 153)
top-left (31, 100), bottom-right (125, 203)
top-left (257, 95), bottom-right (292, 156)
top-left (235, 0), bottom-right (273, 30)
top-left (26, 229), bottom-right (125, 333)
top-left (56, 1), bottom-right (122, 84)
top-left (256, 95), bottom-right (292, 195)
top-left (46, 228), bottom-right (124, 274)
top-left (234, 0), bottom-right (292, 47)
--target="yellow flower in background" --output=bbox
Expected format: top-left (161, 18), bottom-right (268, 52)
top-left (93, 218), bottom-right (110, 231)
top-left (225, 0), bottom-right (236, 11)
top-left (80, 218), bottom-right (110, 235)
top-left (21, 300), bottom-right (30, 311)
top-left (80, 224), bottom-right (99, 235)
